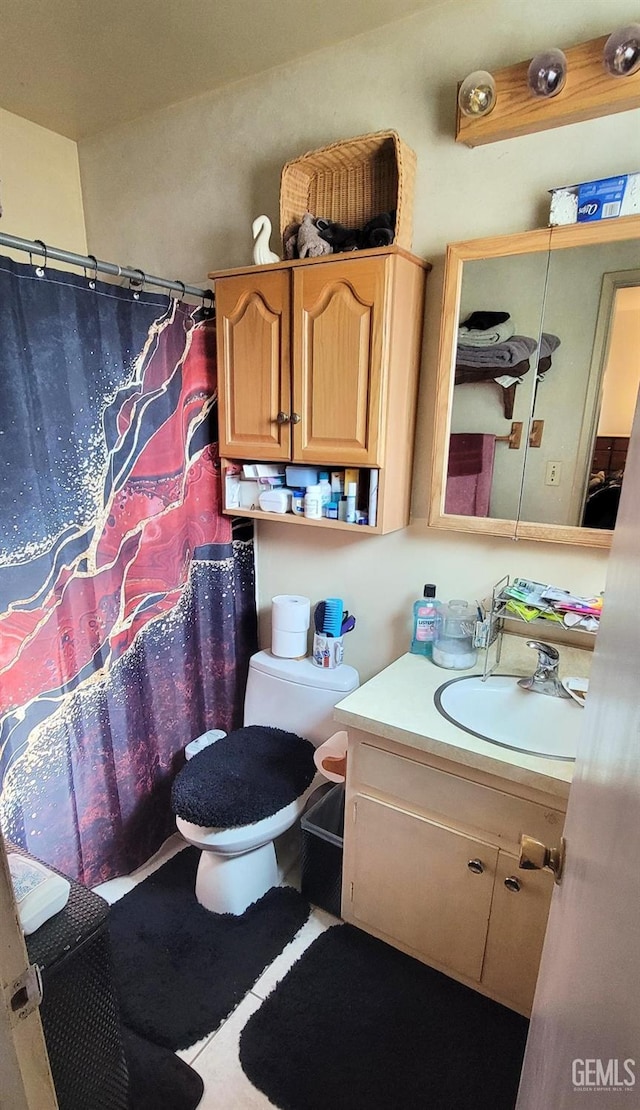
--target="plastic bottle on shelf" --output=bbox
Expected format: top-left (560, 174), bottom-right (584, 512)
top-left (410, 584), bottom-right (441, 657)
top-left (304, 484), bottom-right (323, 519)
top-left (346, 482), bottom-right (357, 523)
top-left (318, 472), bottom-right (332, 514)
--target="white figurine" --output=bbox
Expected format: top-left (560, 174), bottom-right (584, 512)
top-left (252, 215), bottom-right (280, 265)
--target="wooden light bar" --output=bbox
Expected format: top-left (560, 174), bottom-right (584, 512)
top-left (456, 34), bottom-right (640, 147)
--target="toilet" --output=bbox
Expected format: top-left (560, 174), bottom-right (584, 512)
top-left (173, 650), bottom-right (359, 915)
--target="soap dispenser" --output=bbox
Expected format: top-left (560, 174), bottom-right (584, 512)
top-left (410, 584), bottom-right (441, 657)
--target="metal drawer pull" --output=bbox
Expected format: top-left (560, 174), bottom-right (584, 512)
top-left (467, 858), bottom-right (484, 874)
top-left (290, 412), bottom-right (301, 424)
top-left (504, 876), bottom-right (521, 893)
top-left (276, 411), bottom-right (290, 424)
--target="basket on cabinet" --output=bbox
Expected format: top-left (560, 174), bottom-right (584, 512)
top-left (279, 130), bottom-right (416, 250)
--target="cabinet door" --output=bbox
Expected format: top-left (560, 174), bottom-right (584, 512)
top-left (347, 794), bottom-right (497, 981)
top-left (481, 849), bottom-right (554, 1014)
top-left (216, 271), bottom-right (291, 460)
top-left (292, 257), bottom-right (388, 465)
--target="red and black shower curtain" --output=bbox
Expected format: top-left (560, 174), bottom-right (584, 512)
top-left (0, 256), bottom-right (257, 886)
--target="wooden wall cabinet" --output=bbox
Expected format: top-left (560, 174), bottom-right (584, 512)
top-left (342, 733), bottom-right (563, 1015)
top-left (210, 246), bottom-right (428, 534)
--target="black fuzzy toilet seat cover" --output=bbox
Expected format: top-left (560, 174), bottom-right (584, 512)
top-left (171, 726), bottom-right (316, 828)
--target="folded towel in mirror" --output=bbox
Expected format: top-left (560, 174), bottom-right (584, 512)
top-left (458, 320), bottom-right (515, 346)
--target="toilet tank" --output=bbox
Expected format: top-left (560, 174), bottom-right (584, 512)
top-left (244, 651), bottom-right (359, 746)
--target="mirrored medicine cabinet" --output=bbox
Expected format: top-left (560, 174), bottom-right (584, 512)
top-left (429, 215), bottom-right (640, 547)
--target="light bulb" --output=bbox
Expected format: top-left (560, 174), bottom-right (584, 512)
top-left (458, 70), bottom-right (497, 118)
top-left (527, 49), bottom-right (568, 98)
top-left (603, 24), bottom-right (640, 77)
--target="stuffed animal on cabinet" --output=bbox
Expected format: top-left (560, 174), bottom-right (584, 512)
top-left (296, 212), bottom-right (333, 258)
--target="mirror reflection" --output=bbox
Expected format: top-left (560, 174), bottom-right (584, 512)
top-left (443, 228), bottom-right (640, 538)
top-left (518, 238), bottom-right (639, 529)
top-left (448, 251), bottom-right (548, 523)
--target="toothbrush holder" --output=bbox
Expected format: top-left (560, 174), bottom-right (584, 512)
top-left (312, 633), bottom-right (344, 669)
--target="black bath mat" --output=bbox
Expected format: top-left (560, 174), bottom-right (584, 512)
top-left (109, 846), bottom-right (309, 1050)
top-left (239, 924), bottom-right (529, 1110)
top-left (122, 1026), bottom-right (204, 1110)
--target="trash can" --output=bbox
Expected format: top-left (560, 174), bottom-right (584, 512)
top-left (301, 783), bottom-right (345, 917)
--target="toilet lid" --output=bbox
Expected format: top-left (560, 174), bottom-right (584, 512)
top-left (171, 726), bottom-right (316, 828)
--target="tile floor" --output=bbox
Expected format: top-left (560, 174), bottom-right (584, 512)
top-left (94, 833), bottom-right (340, 1108)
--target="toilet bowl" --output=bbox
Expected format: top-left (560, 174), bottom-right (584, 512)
top-left (173, 651), bottom-right (359, 915)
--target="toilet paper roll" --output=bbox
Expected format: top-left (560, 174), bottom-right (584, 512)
top-left (271, 594), bottom-right (311, 633)
top-left (272, 627), bottom-right (308, 659)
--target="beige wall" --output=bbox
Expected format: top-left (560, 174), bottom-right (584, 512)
top-left (78, 0), bottom-right (640, 681)
top-left (0, 108), bottom-right (86, 255)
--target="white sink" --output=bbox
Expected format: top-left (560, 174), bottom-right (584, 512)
top-left (434, 674), bottom-right (583, 761)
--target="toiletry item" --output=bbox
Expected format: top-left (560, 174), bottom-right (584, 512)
top-left (8, 854), bottom-right (71, 935)
top-left (344, 468), bottom-right (360, 502)
top-left (291, 489), bottom-right (305, 516)
top-left (410, 584), bottom-right (441, 656)
top-left (368, 469), bottom-right (379, 528)
top-left (238, 480), bottom-right (261, 509)
top-left (325, 503), bottom-right (338, 520)
top-left (318, 472), bottom-right (332, 509)
top-left (271, 594), bottom-right (311, 658)
top-left (432, 599), bottom-right (478, 670)
top-left (304, 484), bottom-right (323, 519)
top-left (331, 471), bottom-right (345, 497)
top-left (258, 488), bottom-right (292, 514)
top-left (338, 498), bottom-right (348, 521)
top-left (285, 465), bottom-right (319, 488)
top-left (346, 482), bottom-right (357, 523)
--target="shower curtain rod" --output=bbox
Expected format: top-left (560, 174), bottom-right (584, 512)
top-left (0, 232), bottom-right (213, 302)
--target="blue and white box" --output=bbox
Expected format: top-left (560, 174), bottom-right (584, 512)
top-left (549, 173), bottom-right (640, 226)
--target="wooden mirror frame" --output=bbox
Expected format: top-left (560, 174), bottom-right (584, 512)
top-left (429, 214), bottom-right (640, 548)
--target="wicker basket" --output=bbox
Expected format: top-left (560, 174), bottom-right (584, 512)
top-left (279, 130), bottom-right (416, 250)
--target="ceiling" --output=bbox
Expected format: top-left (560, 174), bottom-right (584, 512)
top-left (0, 0), bottom-right (443, 140)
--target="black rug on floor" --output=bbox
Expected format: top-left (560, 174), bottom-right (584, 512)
top-left (122, 1026), bottom-right (204, 1110)
top-left (239, 924), bottom-right (529, 1110)
top-left (109, 846), bottom-right (309, 1050)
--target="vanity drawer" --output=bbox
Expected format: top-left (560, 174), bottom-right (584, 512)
top-left (353, 743), bottom-right (564, 849)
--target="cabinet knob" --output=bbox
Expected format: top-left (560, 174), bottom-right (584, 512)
top-left (504, 876), bottom-right (521, 893)
top-left (276, 411), bottom-right (290, 424)
top-left (467, 858), bottom-right (484, 874)
top-left (290, 412), bottom-right (301, 424)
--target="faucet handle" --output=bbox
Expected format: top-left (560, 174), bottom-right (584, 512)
top-left (526, 640), bottom-right (560, 668)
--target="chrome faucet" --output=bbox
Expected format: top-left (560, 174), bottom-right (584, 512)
top-left (518, 640), bottom-right (572, 698)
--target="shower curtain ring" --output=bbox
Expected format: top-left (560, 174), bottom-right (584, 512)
top-left (85, 254), bottom-right (99, 289)
top-left (129, 269), bottom-right (145, 300)
top-left (201, 288), bottom-right (214, 318)
top-left (31, 239), bottom-right (48, 277)
top-left (173, 280), bottom-right (186, 304)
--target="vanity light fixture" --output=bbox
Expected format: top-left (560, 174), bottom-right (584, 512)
top-left (527, 49), bottom-right (568, 98)
top-left (457, 70), bottom-right (497, 118)
top-left (456, 32), bottom-right (640, 147)
top-left (603, 23), bottom-right (640, 77)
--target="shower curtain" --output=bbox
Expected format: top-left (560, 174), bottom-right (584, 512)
top-left (0, 255), bottom-right (257, 886)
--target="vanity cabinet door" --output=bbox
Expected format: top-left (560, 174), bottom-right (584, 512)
top-left (481, 849), bottom-right (554, 1014)
top-left (347, 793), bottom-right (498, 981)
top-left (216, 270), bottom-right (291, 460)
top-left (291, 257), bottom-right (387, 465)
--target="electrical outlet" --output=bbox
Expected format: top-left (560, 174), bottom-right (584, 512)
top-left (546, 461), bottom-right (562, 486)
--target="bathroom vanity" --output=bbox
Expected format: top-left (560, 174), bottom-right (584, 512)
top-left (333, 636), bottom-right (591, 1015)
